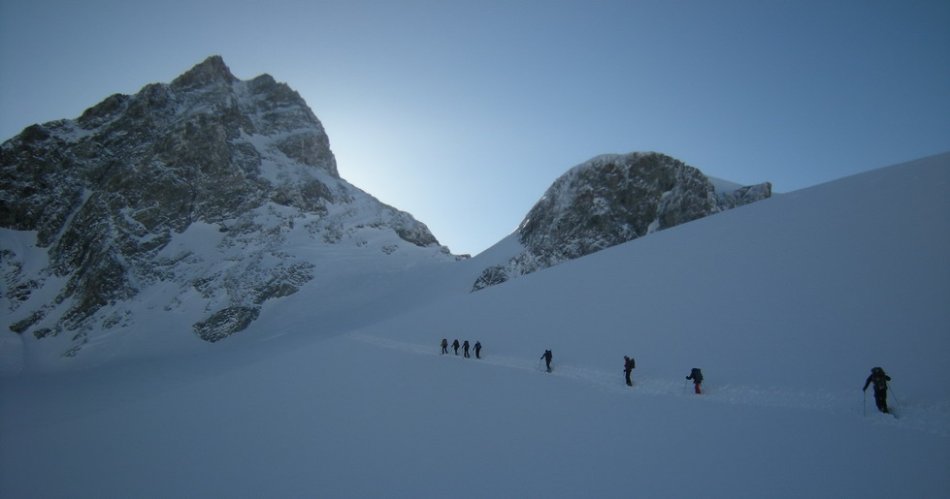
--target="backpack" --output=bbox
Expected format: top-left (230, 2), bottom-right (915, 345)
top-left (870, 367), bottom-right (888, 390)
top-left (690, 368), bottom-right (703, 382)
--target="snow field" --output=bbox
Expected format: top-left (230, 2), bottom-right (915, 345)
top-left (3, 326), bottom-right (945, 498)
top-left (2, 153), bottom-right (949, 497)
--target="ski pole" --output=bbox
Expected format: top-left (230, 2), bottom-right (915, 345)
top-left (889, 385), bottom-right (900, 411)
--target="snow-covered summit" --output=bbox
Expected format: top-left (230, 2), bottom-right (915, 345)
top-left (0, 56), bottom-right (455, 367)
top-left (472, 151), bottom-right (771, 290)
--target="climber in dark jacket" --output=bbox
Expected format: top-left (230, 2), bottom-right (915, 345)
top-left (452, 339), bottom-right (460, 355)
top-left (541, 350), bottom-right (553, 372)
top-left (623, 356), bottom-right (636, 386)
top-left (440, 338), bottom-right (448, 355)
top-left (463, 340), bottom-right (471, 358)
top-left (474, 341), bottom-right (482, 359)
top-left (863, 367), bottom-right (892, 414)
top-left (686, 368), bottom-right (703, 394)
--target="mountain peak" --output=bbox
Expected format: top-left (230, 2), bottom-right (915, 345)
top-left (1, 56), bottom-right (452, 354)
top-left (170, 55), bottom-right (238, 89)
top-left (472, 152), bottom-right (772, 291)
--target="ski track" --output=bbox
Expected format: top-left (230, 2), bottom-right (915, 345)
top-left (347, 331), bottom-right (949, 437)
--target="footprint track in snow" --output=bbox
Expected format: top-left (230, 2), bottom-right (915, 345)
top-left (347, 331), bottom-right (948, 436)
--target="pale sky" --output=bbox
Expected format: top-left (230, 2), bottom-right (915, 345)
top-left (2, 0), bottom-right (948, 255)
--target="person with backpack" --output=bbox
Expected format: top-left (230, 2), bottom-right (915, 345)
top-left (540, 350), bottom-right (553, 373)
top-left (863, 366), bottom-right (892, 414)
top-left (623, 356), bottom-right (636, 386)
top-left (474, 341), bottom-right (482, 359)
top-left (440, 338), bottom-right (448, 355)
top-left (452, 339), bottom-right (460, 355)
top-left (463, 340), bottom-right (471, 358)
top-left (686, 368), bottom-right (703, 394)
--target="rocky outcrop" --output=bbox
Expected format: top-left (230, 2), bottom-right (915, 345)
top-left (473, 152), bottom-right (770, 290)
top-left (1, 56), bottom-right (452, 354)
top-left (715, 182), bottom-right (772, 211)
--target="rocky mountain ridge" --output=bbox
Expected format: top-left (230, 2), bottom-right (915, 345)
top-left (1, 56), bottom-right (453, 357)
top-left (472, 152), bottom-right (771, 290)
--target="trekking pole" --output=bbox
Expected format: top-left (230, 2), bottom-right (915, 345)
top-left (889, 385), bottom-right (900, 412)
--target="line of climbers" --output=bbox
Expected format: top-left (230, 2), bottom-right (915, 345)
top-left (440, 340), bottom-right (894, 412)
top-left (438, 342), bottom-right (706, 393)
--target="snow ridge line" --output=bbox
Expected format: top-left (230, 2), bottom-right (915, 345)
top-left (345, 332), bottom-right (948, 436)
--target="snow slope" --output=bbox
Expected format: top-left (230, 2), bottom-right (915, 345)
top-left (1, 153), bottom-right (949, 498)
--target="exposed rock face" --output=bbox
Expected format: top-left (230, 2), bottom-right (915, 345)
top-left (1, 56), bottom-right (452, 354)
top-left (473, 152), bottom-right (771, 291)
top-left (715, 182), bottom-right (773, 210)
